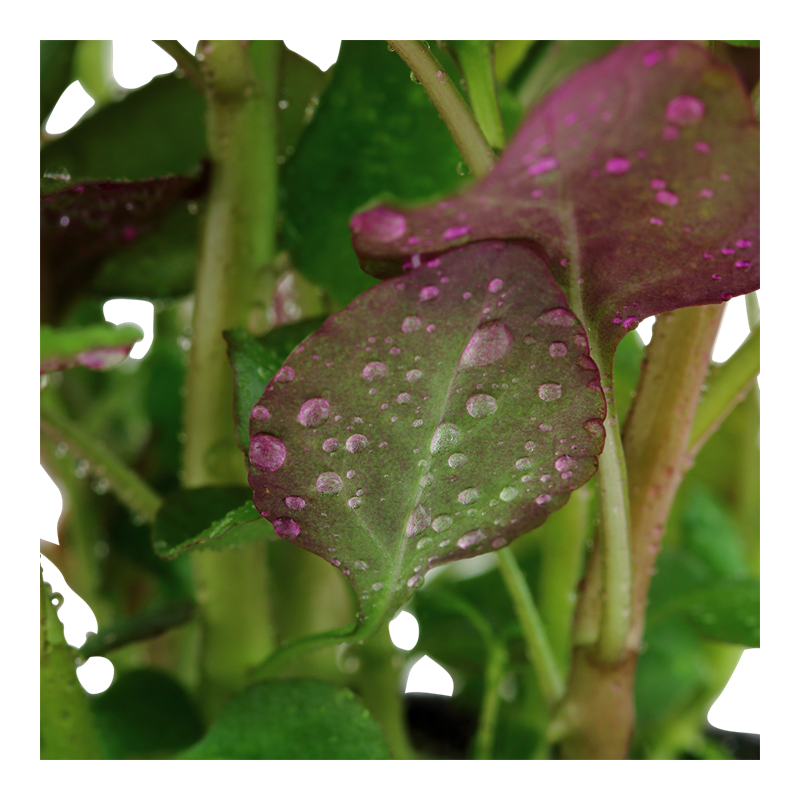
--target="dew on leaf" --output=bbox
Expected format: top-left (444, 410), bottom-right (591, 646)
top-left (500, 486), bottom-right (518, 502)
top-left (406, 369), bottom-right (423, 382)
top-left (345, 434), bottom-right (368, 453)
top-left (443, 225), bottom-right (471, 240)
top-left (525, 441), bottom-right (536, 451)
top-left (605, 157), bottom-right (630, 174)
top-left (549, 342), bottom-right (568, 358)
top-left (488, 278), bottom-right (504, 293)
top-left (656, 190), bottom-right (679, 206)
top-left (273, 518), bottom-right (300, 539)
top-left (466, 393), bottom-right (498, 418)
top-left (401, 315), bottom-right (422, 333)
top-left (316, 472), bottom-right (344, 495)
top-left (285, 496), bottom-right (306, 510)
top-left (420, 285), bottom-right (440, 301)
top-left (362, 361), bottom-right (387, 381)
top-left (459, 321), bottom-right (513, 369)
top-left (527, 156), bottom-right (559, 176)
top-left (538, 383), bottom-right (563, 402)
top-left (354, 559), bottom-right (368, 570)
top-left (457, 530), bottom-right (485, 549)
top-left (251, 405), bottom-right (269, 420)
top-left (350, 207), bottom-right (406, 242)
top-left (432, 514), bottom-right (453, 533)
top-left (665, 95), bottom-right (705, 126)
top-left (406, 505), bottom-right (431, 537)
top-left (535, 494), bottom-right (552, 504)
top-left (249, 434), bottom-right (286, 472)
top-left (322, 437), bottom-right (339, 453)
top-left (537, 308), bottom-right (576, 327)
top-left (555, 456), bottom-right (576, 472)
top-left (397, 392), bottom-right (411, 404)
top-left (430, 423), bottom-right (462, 454)
top-left (458, 488), bottom-right (479, 505)
top-left (274, 365), bottom-right (295, 383)
top-left (448, 453), bottom-right (467, 469)
top-left (515, 458), bottom-right (532, 471)
top-left (297, 397), bottom-right (331, 427)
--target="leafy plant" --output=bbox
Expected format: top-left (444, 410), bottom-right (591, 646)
top-left (40, 39), bottom-right (759, 760)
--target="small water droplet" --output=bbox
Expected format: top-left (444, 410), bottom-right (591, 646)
top-left (350, 207), bottom-right (406, 242)
top-left (274, 518), bottom-right (300, 539)
top-left (322, 438), bottom-right (339, 453)
top-left (412, 419), bottom-right (424, 428)
top-left (420, 285), bottom-right (440, 301)
top-left (537, 308), bottom-right (576, 327)
top-left (354, 559), bottom-right (368, 571)
top-left (458, 488), bottom-right (479, 505)
top-left (515, 458), bottom-right (532, 471)
top-left (665, 95), bottom-right (705, 126)
top-left (250, 434), bottom-right (287, 472)
top-left (406, 505), bottom-right (431, 537)
top-left (457, 529), bottom-right (485, 549)
top-left (443, 225), bottom-right (471, 240)
top-left (527, 156), bottom-right (559, 176)
top-left (396, 392), bottom-right (412, 405)
top-left (466, 393), bottom-right (498, 418)
top-left (407, 573), bottom-right (424, 588)
top-left (274, 365), bottom-right (295, 383)
top-left (488, 278), bottom-right (504, 293)
top-left (285, 496), bottom-right (306, 510)
top-left (655, 190), bottom-right (679, 207)
top-left (460, 322), bottom-right (513, 369)
top-left (448, 453), bottom-right (467, 469)
top-left (297, 397), bottom-right (331, 427)
top-left (251, 405), bottom-right (269, 420)
top-left (549, 342), bottom-right (568, 358)
top-left (345, 434), bottom-right (368, 453)
top-left (500, 486), bottom-right (518, 502)
top-left (362, 361), bottom-right (387, 381)
top-left (538, 383), bottom-right (563, 402)
top-left (401, 315), bottom-right (422, 333)
top-left (605, 157), bottom-right (630, 174)
top-left (316, 472), bottom-right (344, 495)
top-left (406, 369), bottom-right (423, 382)
top-left (535, 494), bottom-right (551, 504)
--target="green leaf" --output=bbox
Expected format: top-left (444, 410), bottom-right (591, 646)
top-left (41, 40), bottom-right (78, 123)
top-left (90, 669), bottom-right (205, 758)
top-left (225, 317), bottom-right (328, 451)
top-left (681, 578), bottom-right (759, 647)
top-left (248, 241), bottom-right (606, 640)
top-left (151, 487), bottom-right (275, 560)
top-left (179, 679), bottom-right (391, 759)
top-left (40, 322), bottom-right (142, 374)
top-left (281, 40), bottom-right (470, 305)
top-left (41, 73), bottom-right (207, 181)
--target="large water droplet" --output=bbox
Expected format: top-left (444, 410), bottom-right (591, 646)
top-left (397, 392), bottom-right (411, 404)
top-left (457, 529), bottom-right (485, 549)
top-left (458, 488), bottom-right (479, 505)
top-left (406, 369), bottom-right (423, 382)
top-left (297, 397), bottom-right (331, 427)
top-left (401, 315), bottom-right (423, 333)
top-left (346, 434), bottom-right (369, 453)
top-left (285, 496), bottom-right (306, 510)
top-left (538, 383), bottom-right (563, 402)
top-left (664, 95), bottom-right (705, 126)
top-left (430, 423), bottom-right (461, 454)
top-left (515, 458), bottom-right (532, 471)
top-left (362, 361), bottom-right (387, 381)
top-left (249, 434), bottom-right (286, 472)
top-left (500, 486), bottom-right (518, 502)
top-left (448, 453), bottom-right (467, 469)
top-left (273, 518), bottom-right (300, 539)
top-left (537, 308), bottom-right (577, 327)
top-left (459, 321), bottom-right (513, 368)
top-left (406, 505), bottom-right (431, 537)
top-left (555, 456), bottom-right (576, 472)
top-left (349, 207), bottom-right (407, 242)
top-left (316, 472), bottom-right (343, 495)
top-left (432, 515), bottom-right (453, 533)
top-left (466, 393), bottom-right (497, 418)
top-left (322, 437), bottom-right (339, 453)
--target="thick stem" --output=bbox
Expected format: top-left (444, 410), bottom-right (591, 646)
top-left (387, 40), bottom-right (495, 179)
top-left (153, 40), bottom-right (205, 92)
top-left (496, 549), bottom-right (564, 707)
top-left (182, 40), bottom-right (279, 711)
top-left (472, 639), bottom-right (508, 759)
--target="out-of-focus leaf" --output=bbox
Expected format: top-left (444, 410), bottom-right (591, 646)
top-left (41, 74), bottom-right (207, 181)
top-left (151, 487), bottom-right (275, 560)
top-left (723, 41), bottom-right (759, 48)
top-left (248, 241), bottom-right (605, 641)
top-left (90, 669), bottom-right (205, 758)
top-left (281, 40), bottom-right (470, 306)
top-left (179, 679), bottom-right (391, 759)
top-left (225, 317), bottom-right (328, 452)
top-left (73, 40), bottom-right (116, 105)
top-left (494, 41), bottom-right (535, 85)
top-left (41, 40), bottom-right (78, 123)
top-left (352, 41), bottom-right (760, 367)
top-left (40, 322), bottom-right (142, 374)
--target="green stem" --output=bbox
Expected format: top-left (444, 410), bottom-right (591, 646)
top-left (688, 323), bottom-right (759, 457)
top-left (40, 401), bottom-right (161, 523)
top-left (746, 291), bottom-right (760, 328)
top-left (473, 639), bottom-right (508, 759)
top-left (153, 40), bottom-right (205, 92)
top-left (183, 40), bottom-right (280, 711)
top-left (387, 40), bottom-right (495, 179)
top-left (449, 41), bottom-right (506, 150)
top-left (496, 549), bottom-right (564, 707)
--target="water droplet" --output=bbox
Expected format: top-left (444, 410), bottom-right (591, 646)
top-left (492, 537), bottom-right (507, 548)
top-left (695, 141), bottom-right (710, 153)
top-left (397, 392), bottom-right (411, 404)
top-left (735, 260), bottom-right (751, 269)
top-left (525, 441), bottom-right (537, 453)
top-left (316, 472), bottom-right (344, 495)
top-left (466, 393), bottom-right (498, 418)
top-left (412, 419), bottom-right (424, 428)
top-left (537, 308), bottom-right (576, 327)
top-left (297, 397), bottom-right (331, 427)
top-left (285, 496), bottom-right (306, 510)
top-left (665, 95), bottom-right (705, 126)
top-left (456, 160), bottom-right (470, 176)
top-left (429, 423), bottom-right (461, 455)
top-left (419, 285), bottom-right (440, 301)
top-left (407, 573), bottom-right (424, 588)
top-left (538, 383), bottom-right (563, 402)
top-left (345, 434), bottom-right (368, 453)
top-left (555, 456), bottom-right (575, 472)
top-left (274, 365), bottom-right (295, 383)
top-left (457, 529), bottom-right (485, 549)
top-left (406, 505), bottom-right (431, 537)
top-left (362, 361), bottom-right (387, 381)
top-left (527, 156), bottom-right (559, 176)
top-left (250, 434), bottom-right (287, 472)
top-left (736, 239), bottom-right (753, 248)
top-left (656, 190), bottom-right (679, 207)
top-left (273, 518), bottom-right (300, 539)
top-left (432, 515), bottom-right (453, 533)
top-left (322, 438), bottom-right (339, 453)
top-left (401, 315), bottom-right (422, 333)
top-left (605, 157), bottom-right (630, 174)
top-left (406, 369), bottom-right (423, 382)
top-left (354, 560), bottom-right (368, 571)
top-left (346, 470), bottom-right (356, 480)
top-left (549, 342), bottom-right (568, 358)
top-left (251, 405), bottom-right (269, 420)
top-left (650, 178), bottom-right (667, 190)
top-left (516, 458), bottom-right (532, 471)
top-left (349, 207), bottom-right (406, 242)
top-left (500, 486), bottom-right (518, 502)
top-left (535, 494), bottom-right (551, 504)
top-left (459, 321), bottom-right (513, 369)
top-left (443, 225), bottom-right (471, 240)
top-left (458, 488), bottom-right (479, 505)
top-left (488, 278), bottom-right (504, 293)
top-left (448, 453), bottom-right (467, 469)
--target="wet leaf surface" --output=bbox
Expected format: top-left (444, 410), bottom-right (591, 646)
top-left (248, 241), bottom-right (605, 636)
top-left (40, 322), bottom-right (143, 374)
top-left (351, 41), bottom-right (759, 361)
top-left (179, 679), bottom-right (391, 759)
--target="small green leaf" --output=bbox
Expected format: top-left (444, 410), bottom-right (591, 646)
top-left (40, 322), bottom-right (142, 374)
top-left (91, 669), bottom-right (205, 758)
top-left (151, 487), bottom-right (274, 559)
top-left (225, 317), bottom-right (327, 451)
top-left (41, 40), bottom-right (78, 123)
top-left (179, 679), bottom-right (391, 759)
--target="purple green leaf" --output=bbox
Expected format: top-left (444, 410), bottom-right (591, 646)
top-left (40, 322), bottom-right (143, 374)
top-left (248, 241), bottom-right (605, 636)
top-left (351, 41), bottom-right (759, 361)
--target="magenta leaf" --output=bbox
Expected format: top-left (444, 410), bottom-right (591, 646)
top-left (248, 242), bottom-right (606, 635)
top-left (351, 41), bottom-right (759, 360)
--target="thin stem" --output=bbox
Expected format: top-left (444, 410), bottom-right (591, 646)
top-left (688, 323), bottom-right (759, 457)
top-left (449, 41), bottom-right (506, 150)
top-left (40, 402), bottom-right (161, 523)
top-left (746, 291), bottom-right (760, 328)
top-left (387, 40), bottom-right (495, 179)
top-left (496, 549), bottom-right (564, 707)
top-left (473, 639), bottom-right (508, 759)
top-left (153, 40), bottom-right (205, 92)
